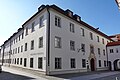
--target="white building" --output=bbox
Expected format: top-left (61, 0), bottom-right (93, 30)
top-left (107, 35), bottom-right (120, 71)
top-left (0, 5), bottom-right (113, 75)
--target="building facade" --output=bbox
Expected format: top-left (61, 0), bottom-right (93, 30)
top-left (0, 5), bottom-right (113, 75)
top-left (107, 34), bottom-right (120, 71)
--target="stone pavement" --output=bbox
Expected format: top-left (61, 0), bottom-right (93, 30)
top-left (69, 71), bottom-right (120, 80)
top-left (2, 66), bottom-right (62, 80)
top-left (2, 66), bottom-right (120, 80)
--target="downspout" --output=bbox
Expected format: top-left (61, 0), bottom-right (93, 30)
top-left (106, 45), bottom-right (109, 69)
top-left (46, 5), bottom-right (50, 75)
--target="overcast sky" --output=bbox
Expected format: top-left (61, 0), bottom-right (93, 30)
top-left (0, 0), bottom-right (120, 45)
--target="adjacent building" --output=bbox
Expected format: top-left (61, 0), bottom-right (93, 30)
top-left (0, 5), bottom-right (115, 75)
top-left (107, 34), bottom-right (120, 71)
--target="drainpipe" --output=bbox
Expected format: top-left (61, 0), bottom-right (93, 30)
top-left (46, 5), bottom-right (50, 75)
top-left (106, 46), bottom-right (109, 69)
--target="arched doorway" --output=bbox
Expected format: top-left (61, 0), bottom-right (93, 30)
top-left (90, 58), bottom-right (95, 71)
top-left (113, 59), bottom-right (120, 71)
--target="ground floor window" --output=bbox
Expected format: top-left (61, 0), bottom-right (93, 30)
top-left (71, 58), bottom-right (76, 68)
top-left (17, 58), bottom-right (19, 64)
top-left (55, 57), bottom-right (62, 69)
top-left (30, 58), bottom-right (33, 68)
top-left (24, 58), bottom-right (27, 67)
top-left (15, 58), bottom-right (16, 64)
top-left (99, 60), bottom-right (101, 67)
top-left (82, 59), bottom-right (86, 68)
top-left (104, 60), bottom-right (106, 67)
top-left (38, 57), bottom-right (42, 69)
top-left (20, 58), bottom-right (22, 65)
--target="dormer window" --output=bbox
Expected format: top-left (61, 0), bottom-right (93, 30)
top-left (74, 14), bottom-right (81, 21)
top-left (65, 9), bottom-right (73, 17)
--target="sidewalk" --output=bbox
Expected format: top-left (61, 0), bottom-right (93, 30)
top-left (2, 66), bottom-right (63, 80)
top-left (2, 66), bottom-right (120, 80)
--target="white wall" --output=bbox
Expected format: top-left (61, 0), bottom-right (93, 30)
top-left (49, 9), bottom-right (109, 74)
top-left (3, 9), bottom-right (48, 72)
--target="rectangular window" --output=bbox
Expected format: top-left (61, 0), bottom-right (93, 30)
top-left (104, 60), bottom-right (106, 67)
top-left (30, 58), bottom-right (33, 68)
top-left (110, 49), bottom-right (114, 53)
top-left (14, 39), bottom-right (15, 44)
top-left (16, 48), bottom-right (17, 54)
top-left (39, 37), bottom-right (43, 48)
top-left (18, 47), bottom-right (20, 53)
top-left (82, 59), bottom-right (86, 68)
top-left (31, 22), bottom-right (35, 32)
top-left (70, 40), bottom-right (75, 51)
top-left (81, 28), bottom-right (85, 36)
top-left (90, 45), bottom-right (94, 54)
top-left (19, 35), bottom-right (20, 41)
top-left (71, 58), bottom-right (76, 68)
top-left (55, 16), bottom-right (61, 27)
top-left (17, 58), bottom-right (19, 64)
top-left (97, 36), bottom-right (99, 42)
top-left (55, 36), bottom-right (61, 48)
top-left (39, 15), bottom-right (44, 27)
top-left (11, 50), bottom-right (12, 54)
top-left (116, 48), bottom-right (119, 53)
top-left (102, 38), bottom-right (104, 44)
top-left (16, 37), bottom-right (18, 43)
top-left (31, 40), bottom-right (34, 50)
top-left (15, 58), bottom-right (16, 64)
top-left (24, 58), bottom-right (27, 67)
top-left (13, 49), bottom-right (14, 54)
top-left (98, 48), bottom-right (100, 55)
top-left (20, 58), bottom-right (22, 65)
top-left (103, 49), bottom-right (105, 56)
top-left (25, 27), bottom-right (28, 36)
top-left (81, 43), bottom-right (85, 52)
top-left (90, 32), bottom-right (93, 40)
top-left (55, 58), bottom-right (62, 69)
top-left (99, 60), bottom-right (101, 67)
top-left (21, 45), bottom-right (23, 52)
top-left (25, 43), bottom-right (27, 51)
top-left (70, 23), bottom-right (75, 33)
top-left (38, 57), bottom-right (42, 69)
top-left (22, 33), bottom-right (24, 39)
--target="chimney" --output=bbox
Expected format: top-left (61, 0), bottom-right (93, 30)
top-left (38, 5), bottom-right (45, 11)
top-left (73, 14), bottom-right (81, 21)
top-left (65, 9), bottom-right (73, 17)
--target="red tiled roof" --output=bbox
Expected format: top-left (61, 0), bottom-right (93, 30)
top-left (107, 41), bottom-right (120, 46)
top-left (109, 35), bottom-right (116, 38)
